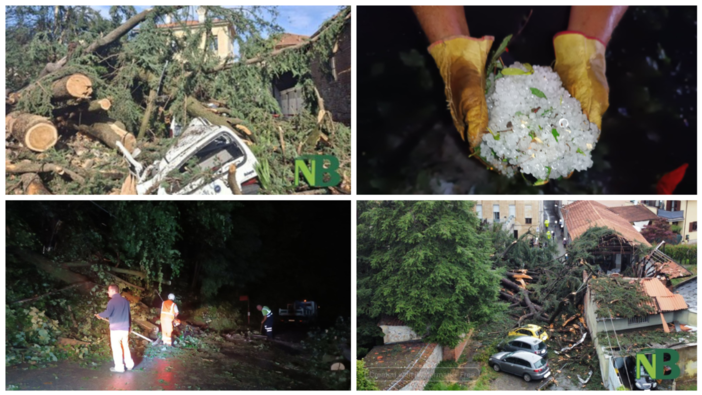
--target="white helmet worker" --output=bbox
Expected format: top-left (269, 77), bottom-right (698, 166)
top-left (168, 293), bottom-right (175, 300)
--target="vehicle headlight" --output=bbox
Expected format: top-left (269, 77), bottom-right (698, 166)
top-left (635, 382), bottom-right (642, 389)
top-left (652, 382), bottom-right (657, 388)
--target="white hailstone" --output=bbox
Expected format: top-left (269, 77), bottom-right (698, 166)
top-left (479, 63), bottom-right (600, 181)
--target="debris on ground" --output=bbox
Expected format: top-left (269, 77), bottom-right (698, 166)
top-left (6, 6), bottom-right (351, 195)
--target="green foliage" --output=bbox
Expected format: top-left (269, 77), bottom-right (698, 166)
top-left (590, 277), bottom-right (657, 319)
top-left (664, 244), bottom-right (696, 265)
top-left (6, 307), bottom-right (61, 365)
top-left (471, 364), bottom-right (499, 390)
top-left (110, 202), bottom-right (182, 289)
top-left (473, 342), bottom-right (498, 363)
top-left (356, 360), bottom-right (379, 391)
top-left (190, 302), bottom-right (242, 331)
top-left (671, 224), bottom-right (682, 234)
top-left (7, 6), bottom-right (351, 195)
top-left (489, 223), bottom-right (559, 270)
top-left (357, 201), bottom-right (504, 348)
top-left (302, 317), bottom-right (350, 390)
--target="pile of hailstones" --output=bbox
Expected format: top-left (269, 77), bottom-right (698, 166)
top-left (479, 62), bottom-right (600, 182)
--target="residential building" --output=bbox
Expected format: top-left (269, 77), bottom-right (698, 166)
top-left (473, 200), bottom-right (543, 239)
top-left (607, 204), bottom-right (660, 231)
top-left (641, 200), bottom-right (697, 244)
top-left (158, 7), bottom-right (235, 62)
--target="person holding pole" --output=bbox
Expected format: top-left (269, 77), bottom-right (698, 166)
top-left (95, 284), bottom-right (134, 373)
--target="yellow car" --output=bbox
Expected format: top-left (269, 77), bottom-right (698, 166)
top-left (508, 324), bottom-right (549, 342)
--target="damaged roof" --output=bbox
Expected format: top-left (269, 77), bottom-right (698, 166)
top-left (640, 278), bottom-right (689, 312)
top-left (563, 201), bottom-right (651, 246)
top-left (653, 261), bottom-right (693, 279)
top-left (362, 342), bottom-right (438, 391)
top-left (607, 204), bottom-right (660, 223)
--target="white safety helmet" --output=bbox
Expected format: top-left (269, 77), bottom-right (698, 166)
top-left (168, 293), bottom-right (175, 300)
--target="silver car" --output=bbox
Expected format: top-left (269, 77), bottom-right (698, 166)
top-left (489, 351), bottom-right (551, 382)
top-left (499, 336), bottom-right (548, 358)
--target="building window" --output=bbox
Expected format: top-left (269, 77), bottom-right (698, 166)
top-left (525, 218), bottom-right (532, 224)
top-left (666, 201), bottom-right (681, 211)
top-left (476, 205), bottom-right (483, 219)
top-left (690, 221), bottom-right (697, 232)
top-left (493, 204), bottom-right (500, 222)
top-left (514, 230), bottom-right (519, 239)
top-left (627, 316), bottom-right (649, 325)
top-left (509, 204), bottom-right (516, 219)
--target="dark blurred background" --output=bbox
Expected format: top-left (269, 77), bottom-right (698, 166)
top-left (357, 6), bottom-right (696, 194)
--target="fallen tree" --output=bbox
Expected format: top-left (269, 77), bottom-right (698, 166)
top-left (6, 6), bottom-right (351, 195)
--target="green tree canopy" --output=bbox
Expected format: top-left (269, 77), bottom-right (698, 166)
top-left (357, 201), bottom-right (503, 348)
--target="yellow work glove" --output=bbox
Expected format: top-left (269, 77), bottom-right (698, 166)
top-left (553, 32), bottom-right (609, 130)
top-left (428, 35), bottom-right (494, 151)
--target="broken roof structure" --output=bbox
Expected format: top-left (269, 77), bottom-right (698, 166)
top-left (563, 201), bottom-right (651, 246)
top-left (607, 204), bottom-right (660, 223)
top-left (639, 277), bottom-right (689, 313)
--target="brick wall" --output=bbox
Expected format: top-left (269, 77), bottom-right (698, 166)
top-left (442, 332), bottom-right (470, 362)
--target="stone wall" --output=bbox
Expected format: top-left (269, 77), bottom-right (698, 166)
top-left (379, 325), bottom-right (421, 344)
top-left (399, 344), bottom-right (442, 391)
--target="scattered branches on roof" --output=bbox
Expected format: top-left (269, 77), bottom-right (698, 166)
top-left (590, 277), bottom-right (657, 319)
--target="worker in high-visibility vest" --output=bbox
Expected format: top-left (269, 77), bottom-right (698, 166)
top-left (161, 293), bottom-right (179, 346)
top-left (257, 305), bottom-right (273, 340)
top-left (545, 218), bottom-right (550, 229)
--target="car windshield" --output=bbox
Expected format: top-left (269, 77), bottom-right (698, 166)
top-left (534, 329), bottom-right (542, 336)
top-left (537, 342), bottom-right (546, 350)
top-left (534, 358), bottom-right (546, 368)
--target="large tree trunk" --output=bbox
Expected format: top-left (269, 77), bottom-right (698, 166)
top-left (51, 74), bottom-right (93, 101)
top-left (6, 112), bottom-right (58, 152)
top-left (133, 317), bottom-right (159, 335)
top-left (6, 162), bottom-right (85, 184)
top-left (20, 173), bottom-right (52, 195)
top-left (138, 89), bottom-right (157, 140)
top-left (75, 122), bottom-right (136, 152)
top-left (228, 164), bottom-right (242, 195)
top-left (37, 7), bottom-right (185, 78)
top-left (9, 248), bottom-right (94, 293)
top-left (185, 97), bottom-right (247, 137)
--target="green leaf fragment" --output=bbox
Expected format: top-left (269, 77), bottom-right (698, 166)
top-left (524, 63), bottom-right (534, 73)
top-left (529, 131), bottom-right (536, 139)
top-left (576, 148), bottom-right (586, 155)
top-left (502, 158), bottom-right (508, 162)
top-left (533, 166), bottom-right (552, 186)
top-left (502, 67), bottom-right (530, 75)
top-left (493, 133), bottom-right (500, 140)
top-left (515, 111), bottom-right (523, 116)
top-left (551, 128), bottom-right (560, 142)
top-left (538, 125), bottom-right (542, 130)
top-left (530, 87), bottom-right (547, 99)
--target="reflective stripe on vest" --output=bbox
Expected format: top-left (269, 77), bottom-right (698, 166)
top-left (162, 300), bottom-right (176, 317)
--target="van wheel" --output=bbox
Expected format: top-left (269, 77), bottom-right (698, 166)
top-left (492, 364), bottom-right (500, 372)
top-left (523, 373), bottom-right (532, 382)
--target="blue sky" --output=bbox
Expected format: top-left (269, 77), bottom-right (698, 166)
top-left (92, 5), bottom-right (342, 36)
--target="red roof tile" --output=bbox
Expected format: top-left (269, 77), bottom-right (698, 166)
top-left (563, 201), bottom-right (651, 246)
top-left (640, 278), bottom-right (688, 312)
top-left (654, 261), bottom-right (693, 279)
top-left (607, 204), bottom-right (660, 223)
top-left (275, 33), bottom-right (309, 50)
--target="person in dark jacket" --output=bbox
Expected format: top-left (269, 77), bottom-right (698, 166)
top-left (95, 284), bottom-right (134, 373)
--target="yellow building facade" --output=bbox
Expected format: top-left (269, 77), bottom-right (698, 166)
top-left (160, 8), bottom-right (234, 62)
top-left (473, 201), bottom-right (543, 239)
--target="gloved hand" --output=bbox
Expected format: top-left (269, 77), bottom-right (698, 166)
top-left (553, 32), bottom-right (609, 130)
top-left (428, 35), bottom-right (494, 151)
